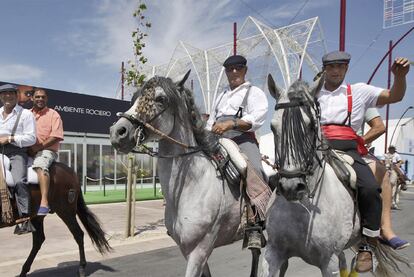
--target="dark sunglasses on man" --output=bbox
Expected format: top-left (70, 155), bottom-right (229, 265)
top-left (225, 65), bottom-right (246, 72)
top-left (24, 91), bottom-right (34, 97)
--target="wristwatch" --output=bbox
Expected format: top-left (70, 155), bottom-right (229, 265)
top-left (232, 119), bottom-right (238, 130)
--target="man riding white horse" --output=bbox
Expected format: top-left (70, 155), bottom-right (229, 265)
top-left (205, 55), bottom-right (270, 247)
top-left (318, 50), bottom-right (410, 272)
top-left (0, 84), bottom-right (37, 234)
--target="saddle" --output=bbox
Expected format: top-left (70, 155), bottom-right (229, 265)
top-left (328, 149), bottom-right (357, 190)
top-left (213, 138), bottom-right (247, 186)
top-left (0, 154), bottom-right (39, 187)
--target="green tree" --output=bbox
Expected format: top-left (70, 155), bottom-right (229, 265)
top-left (126, 1), bottom-right (151, 87)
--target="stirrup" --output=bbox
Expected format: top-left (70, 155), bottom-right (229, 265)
top-left (357, 244), bottom-right (378, 272)
top-left (244, 225), bottom-right (266, 250)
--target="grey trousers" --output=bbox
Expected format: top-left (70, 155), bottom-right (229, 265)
top-left (238, 140), bottom-right (267, 182)
top-left (4, 145), bottom-right (30, 216)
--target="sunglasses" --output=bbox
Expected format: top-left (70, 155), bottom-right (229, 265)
top-left (24, 91), bottom-right (34, 97)
top-left (225, 65), bottom-right (246, 72)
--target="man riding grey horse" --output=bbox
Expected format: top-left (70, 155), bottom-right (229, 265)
top-left (318, 50), bottom-right (410, 272)
top-left (205, 54), bottom-right (270, 246)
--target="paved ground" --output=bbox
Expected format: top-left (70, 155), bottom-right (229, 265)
top-left (1, 187), bottom-right (414, 276)
top-left (0, 200), bottom-right (174, 277)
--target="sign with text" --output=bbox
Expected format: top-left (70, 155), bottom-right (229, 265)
top-left (384, 0), bottom-right (414, 28)
top-left (46, 89), bottom-right (130, 134)
top-left (0, 81), bottom-right (130, 134)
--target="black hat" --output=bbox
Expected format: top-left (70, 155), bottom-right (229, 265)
top-left (322, 51), bottom-right (351, 66)
top-left (0, 84), bottom-right (18, 93)
top-left (223, 55), bottom-right (247, 67)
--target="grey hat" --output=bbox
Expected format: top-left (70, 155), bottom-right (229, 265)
top-left (0, 84), bottom-right (18, 93)
top-left (322, 51), bottom-right (351, 66)
top-left (223, 55), bottom-right (247, 67)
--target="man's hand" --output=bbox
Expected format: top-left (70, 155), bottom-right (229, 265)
top-left (212, 120), bottom-right (234, 135)
top-left (28, 144), bottom-right (43, 157)
top-left (391, 57), bottom-right (410, 78)
top-left (0, 136), bottom-right (9, 145)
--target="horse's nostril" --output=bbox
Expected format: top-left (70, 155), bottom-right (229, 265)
top-left (297, 183), bottom-right (307, 192)
top-left (117, 127), bottom-right (127, 137)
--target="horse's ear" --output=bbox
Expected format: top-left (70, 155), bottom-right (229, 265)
top-left (174, 70), bottom-right (191, 88)
top-left (309, 72), bottom-right (325, 97)
top-left (267, 74), bottom-right (281, 100)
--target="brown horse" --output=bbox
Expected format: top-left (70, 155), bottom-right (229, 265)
top-left (0, 162), bottom-right (112, 277)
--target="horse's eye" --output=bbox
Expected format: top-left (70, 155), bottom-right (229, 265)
top-left (155, 96), bottom-right (167, 105)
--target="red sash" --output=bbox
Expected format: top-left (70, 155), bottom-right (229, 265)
top-left (321, 84), bottom-right (368, 156)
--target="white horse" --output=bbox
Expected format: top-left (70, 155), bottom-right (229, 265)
top-left (261, 75), bottom-right (407, 277)
top-left (110, 72), bottom-right (260, 277)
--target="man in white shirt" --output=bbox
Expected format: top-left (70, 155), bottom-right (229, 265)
top-left (0, 84), bottom-right (37, 234)
top-left (206, 55), bottom-right (268, 180)
top-left (318, 51), bottom-right (410, 272)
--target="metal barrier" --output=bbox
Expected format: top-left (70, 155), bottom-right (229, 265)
top-left (103, 176), bottom-right (127, 197)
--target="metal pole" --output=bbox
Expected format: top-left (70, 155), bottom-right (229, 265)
top-left (121, 61), bottom-right (125, 100)
top-left (233, 22), bottom-right (237, 55)
top-left (339, 0), bottom-right (346, 51)
top-left (389, 106), bottom-right (414, 147)
top-left (367, 26), bottom-right (414, 84)
top-left (385, 40), bottom-right (393, 153)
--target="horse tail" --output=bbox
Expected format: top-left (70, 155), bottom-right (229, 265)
top-left (374, 242), bottom-right (411, 276)
top-left (77, 193), bottom-right (112, 254)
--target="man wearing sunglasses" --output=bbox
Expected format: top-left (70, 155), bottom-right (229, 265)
top-left (205, 55), bottom-right (269, 249)
top-left (17, 85), bottom-right (34, 109)
top-left (206, 55), bottom-right (268, 181)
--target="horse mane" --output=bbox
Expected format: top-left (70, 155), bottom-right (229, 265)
top-left (276, 80), bottom-right (318, 171)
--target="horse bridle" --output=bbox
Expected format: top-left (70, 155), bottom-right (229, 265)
top-left (116, 93), bottom-right (203, 158)
top-left (274, 98), bottom-right (326, 198)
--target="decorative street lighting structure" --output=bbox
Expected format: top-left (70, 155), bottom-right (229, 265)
top-left (389, 106), bottom-right (414, 148)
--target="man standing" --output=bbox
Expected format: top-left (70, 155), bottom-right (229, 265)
top-left (28, 88), bottom-right (63, 216)
top-left (318, 51), bottom-right (410, 272)
top-left (384, 145), bottom-right (406, 209)
top-left (0, 84), bottom-right (36, 234)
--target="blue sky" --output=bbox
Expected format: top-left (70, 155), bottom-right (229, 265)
top-left (1, 0), bottom-right (413, 120)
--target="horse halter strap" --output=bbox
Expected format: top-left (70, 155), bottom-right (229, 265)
top-left (274, 99), bottom-right (321, 179)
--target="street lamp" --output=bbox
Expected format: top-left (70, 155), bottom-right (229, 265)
top-left (389, 106), bottom-right (414, 148)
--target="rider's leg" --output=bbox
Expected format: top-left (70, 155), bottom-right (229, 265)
top-left (35, 168), bottom-right (49, 208)
top-left (368, 160), bottom-right (396, 240)
top-left (32, 150), bottom-right (57, 215)
top-left (238, 141), bottom-right (267, 182)
top-left (352, 159), bottom-right (382, 272)
top-left (9, 152), bottom-right (30, 216)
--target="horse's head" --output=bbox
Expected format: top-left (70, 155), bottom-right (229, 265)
top-left (110, 71), bottom-right (193, 153)
top-left (268, 74), bottom-right (324, 201)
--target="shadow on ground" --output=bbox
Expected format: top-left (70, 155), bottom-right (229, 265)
top-left (20, 261), bottom-right (116, 277)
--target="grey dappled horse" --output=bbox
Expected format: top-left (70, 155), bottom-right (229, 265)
top-left (262, 75), bottom-right (407, 277)
top-left (109, 72), bottom-right (260, 277)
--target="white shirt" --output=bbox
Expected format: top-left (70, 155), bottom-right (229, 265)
top-left (0, 104), bottom-right (36, 148)
top-left (385, 152), bottom-right (402, 164)
top-left (205, 81), bottom-right (268, 132)
top-left (317, 82), bottom-right (383, 131)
